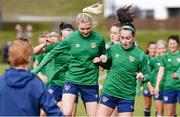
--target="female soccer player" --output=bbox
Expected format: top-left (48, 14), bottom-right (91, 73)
top-left (148, 40), bottom-right (167, 116)
top-left (106, 23), bottom-right (120, 49)
top-left (33, 23), bottom-right (77, 115)
top-left (32, 6), bottom-right (106, 116)
top-left (143, 41), bottom-right (157, 116)
top-left (96, 5), bottom-right (151, 116)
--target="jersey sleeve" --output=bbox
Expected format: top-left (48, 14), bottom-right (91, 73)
top-left (176, 67), bottom-right (180, 80)
top-left (31, 38), bottom-right (70, 74)
top-left (99, 38), bottom-right (107, 55)
top-left (44, 43), bottom-right (57, 53)
top-left (148, 59), bottom-right (153, 70)
top-left (148, 58), bottom-right (155, 83)
top-left (35, 54), bottom-right (44, 63)
top-left (139, 54), bottom-right (152, 82)
top-left (160, 54), bottom-right (166, 67)
top-left (101, 48), bottom-right (112, 70)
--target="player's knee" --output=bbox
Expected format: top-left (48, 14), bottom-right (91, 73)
top-left (63, 108), bottom-right (73, 116)
top-left (167, 111), bottom-right (174, 116)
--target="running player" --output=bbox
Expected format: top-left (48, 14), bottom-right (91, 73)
top-left (96, 5), bottom-right (151, 116)
top-left (32, 5), bottom-right (106, 116)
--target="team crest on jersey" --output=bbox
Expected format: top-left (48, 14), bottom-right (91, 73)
top-left (177, 58), bottom-right (180, 62)
top-left (115, 53), bottom-right (119, 57)
top-left (168, 58), bottom-right (171, 62)
top-left (157, 63), bottom-right (160, 66)
top-left (163, 96), bottom-right (168, 102)
top-left (102, 96), bottom-right (109, 102)
top-left (64, 84), bottom-right (71, 91)
top-left (76, 44), bottom-right (80, 47)
top-left (128, 56), bottom-right (135, 62)
top-left (90, 42), bottom-right (96, 48)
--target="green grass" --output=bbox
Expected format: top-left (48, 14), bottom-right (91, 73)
top-left (1, 29), bottom-right (180, 49)
top-left (3, 0), bottom-right (103, 17)
top-left (136, 29), bottom-right (180, 50)
top-left (1, 29), bottom-right (180, 62)
top-left (0, 63), bottom-right (9, 74)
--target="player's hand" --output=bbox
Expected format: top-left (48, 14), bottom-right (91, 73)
top-left (100, 55), bottom-right (107, 63)
top-left (136, 72), bottom-right (145, 81)
top-left (148, 84), bottom-right (155, 95)
top-left (171, 73), bottom-right (178, 79)
top-left (38, 74), bottom-right (48, 84)
top-left (105, 44), bottom-right (110, 49)
top-left (31, 68), bottom-right (40, 74)
top-left (93, 57), bottom-right (101, 63)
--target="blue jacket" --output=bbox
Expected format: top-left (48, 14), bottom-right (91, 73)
top-left (0, 67), bottom-right (63, 116)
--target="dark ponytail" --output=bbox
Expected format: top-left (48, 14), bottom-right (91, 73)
top-left (116, 5), bottom-right (136, 35)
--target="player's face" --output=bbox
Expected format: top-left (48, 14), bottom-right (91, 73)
top-left (168, 39), bottom-right (179, 53)
top-left (78, 22), bottom-right (92, 37)
top-left (51, 36), bottom-right (59, 43)
top-left (156, 44), bottom-right (167, 56)
top-left (38, 37), bottom-right (46, 44)
top-left (110, 26), bottom-right (120, 44)
top-left (120, 29), bottom-right (135, 49)
top-left (148, 44), bottom-right (156, 57)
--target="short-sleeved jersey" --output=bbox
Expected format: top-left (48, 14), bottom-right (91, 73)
top-left (102, 44), bottom-right (151, 100)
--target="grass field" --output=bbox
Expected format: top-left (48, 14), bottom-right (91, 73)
top-left (3, 0), bottom-right (103, 17)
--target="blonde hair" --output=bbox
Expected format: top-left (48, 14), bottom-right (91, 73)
top-left (8, 40), bottom-right (33, 67)
top-left (50, 32), bottom-right (59, 37)
top-left (156, 39), bottom-right (167, 47)
top-left (39, 31), bottom-right (49, 38)
top-left (83, 3), bottom-right (103, 14)
top-left (76, 3), bottom-right (103, 26)
top-left (76, 13), bottom-right (95, 26)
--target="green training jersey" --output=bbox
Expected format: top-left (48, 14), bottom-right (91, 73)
top-left (143, 55), bottom-right (152, 90)
top-left (32, 30), bottom-right (106, 86)
top-left (36, 53), bottom-right (47, 75)
top-left (45, 43), bottom-right (70, 86)
top-left (149, 55), bottom-right (165, 90)
top-left (176, 63), bottom-right (180, 80)
top-left (102, 44), bottom-right (151, 100)
top-left (35, 53), bottom-right (55, 85)
top-left (106, 41), bottom-right (113, 47)
top-left (160, 51), bottom-right (180, 90)
top-left (28, 54), bottom-right (36, 71)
